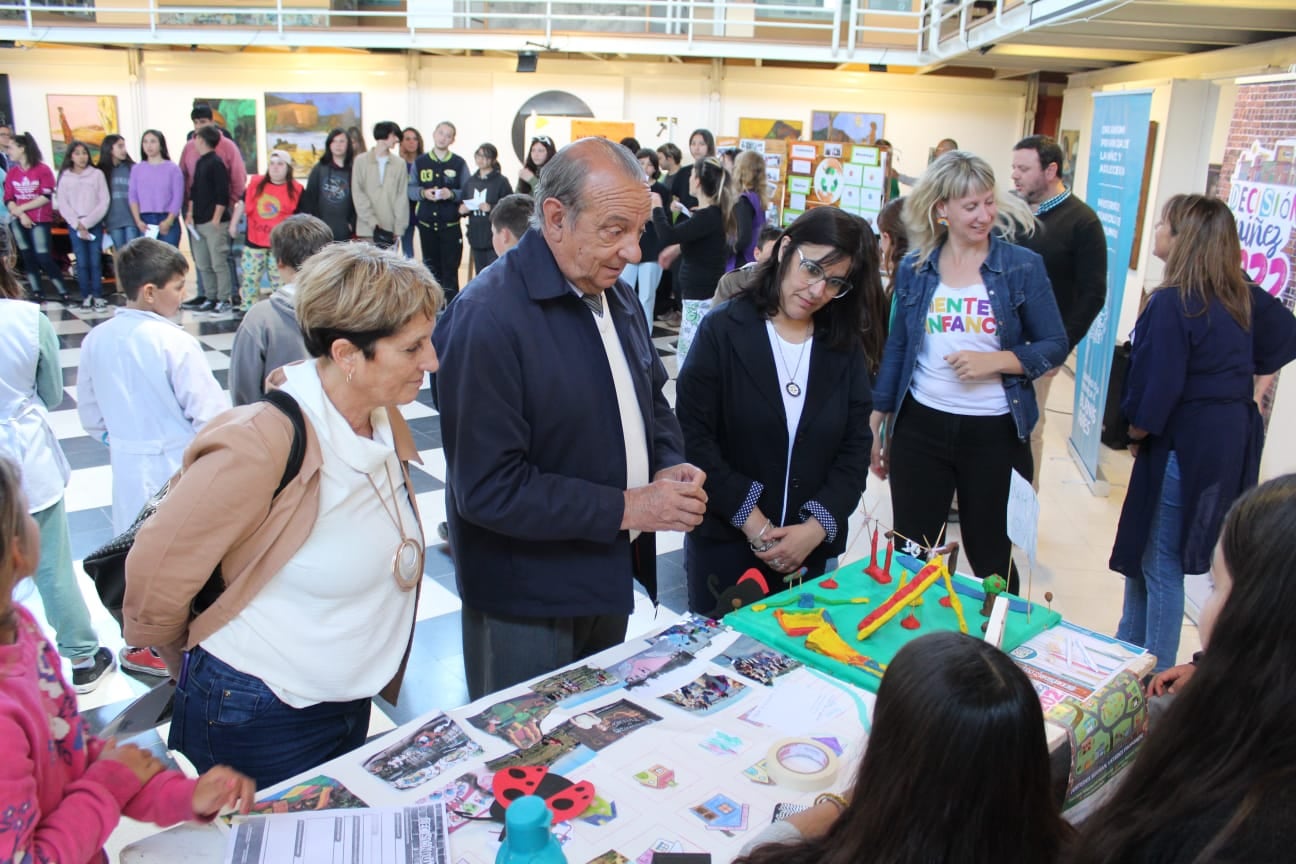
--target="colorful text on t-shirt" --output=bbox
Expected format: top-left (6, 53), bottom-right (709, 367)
top-left (927, 295), bottom-right (997, 335)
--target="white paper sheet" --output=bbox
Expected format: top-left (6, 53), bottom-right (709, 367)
top-left (225, 802), bottom-right (450, 864)
top-left (464, 188), bottom-right (487, 212)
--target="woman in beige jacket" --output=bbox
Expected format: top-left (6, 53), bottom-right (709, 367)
top-left (124, 242), bottom-right (442, 789)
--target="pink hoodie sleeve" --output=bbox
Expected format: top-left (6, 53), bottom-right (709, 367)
top-left (85, 170), bottom-right (110, 227)
top-left (122, 770), bottom-right (202, 827)
top-left (0, 716), bottom-right (144, 864)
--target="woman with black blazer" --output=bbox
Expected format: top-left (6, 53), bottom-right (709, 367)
top-left (676, 207), bottom-right (888, 614)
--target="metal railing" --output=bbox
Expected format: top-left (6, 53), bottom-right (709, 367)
top-left (0, 0), bottom-right (1016, 61)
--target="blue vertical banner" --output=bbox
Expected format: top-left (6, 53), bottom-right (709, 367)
top-left (1069, 90), bottom-right (1154, 490)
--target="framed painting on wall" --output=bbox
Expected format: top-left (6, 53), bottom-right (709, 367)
top-left (46, 94), bottom-right (119, 163)
top-left (265, 92), bottom-right (362, 176)
top-left (196, 97), bottom-right (259, 174)
top-left (738, 117), bottom-right (804, 141)
top-left (810, 110), bottom-right (884, 145)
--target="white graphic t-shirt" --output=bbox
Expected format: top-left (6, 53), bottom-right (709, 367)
top-left (909, 281), bottom-right (1009, 416)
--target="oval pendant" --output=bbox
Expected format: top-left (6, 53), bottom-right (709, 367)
top-left (785, 381), bottom-right (802, 397)
top-left (393, 537), bottom-right (423, 590)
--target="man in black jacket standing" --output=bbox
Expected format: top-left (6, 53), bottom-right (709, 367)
top-left (411, 120), bottom-right (468, 301)
top-left (1012, 134), bottom-right (1108, 488)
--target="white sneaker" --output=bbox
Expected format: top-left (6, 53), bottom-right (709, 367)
top-left (81, 296), bottom-right (93, 309)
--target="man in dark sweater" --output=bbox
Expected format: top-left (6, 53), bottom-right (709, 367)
top-left (1012, 134), bottom-right (1108, 488)
top-left (187, 125), bottom-right (235, 313)
top-left (410, 120), bottom-right (468, 301)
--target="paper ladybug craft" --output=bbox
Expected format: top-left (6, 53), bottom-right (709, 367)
top-left (488, 766), bottom-right (595, 831)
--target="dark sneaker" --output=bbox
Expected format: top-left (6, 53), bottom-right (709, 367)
top-left (182, 295), bottom-right (208, 309)
top-left (213, 301), bottom-right (233, 315)
top-left (437, 521), bottom-right (450, 542)
top-left (71, 647), bottom-right (116, 694)
top-left (194, 299), bottom-right (216, 313)
top-left (119, 645), bottom-right (170, 677)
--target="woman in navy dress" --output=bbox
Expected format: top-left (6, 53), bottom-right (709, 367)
top-left (1111, 194), bottom-right (1296, 672)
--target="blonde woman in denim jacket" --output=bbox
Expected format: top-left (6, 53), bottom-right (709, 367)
top-left (869, 152), bottom-right (1066, 593)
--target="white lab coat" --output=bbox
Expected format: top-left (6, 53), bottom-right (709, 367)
top-left (77, 308), bottom-right (229, 533)
top-left (0, 299), bottom-right (70, 513)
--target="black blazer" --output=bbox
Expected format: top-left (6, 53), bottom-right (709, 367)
top-left (676, 294), bottom-right (873, 553)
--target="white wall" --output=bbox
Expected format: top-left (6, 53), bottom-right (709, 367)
top-left (2, 47), bottom-right (1028, 189)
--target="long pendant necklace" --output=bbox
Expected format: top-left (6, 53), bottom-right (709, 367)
top-left (772, 322), bottom-right (812, 398)
top-left (366, 462), bottom-right (423, 591)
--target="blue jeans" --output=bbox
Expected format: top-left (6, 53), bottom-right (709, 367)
top-left (622, 261), bottom-right (663, 334)
top-left (139, 212), bottom-right (181, 247)
top-left (32, 498), bottom-right (99, 662)
top-left (170, 646), bottom-right (371, 789)
top-left (69, 223), bottom-right (104, 299)
top-left (108, 224), bottom-right (141, 250)
top-left (10, 220), bottom-right (69, 297)
top-left (1117, 451), bottom-right (1184, 673)
top-left (401, 221), bottom-right (417, 259)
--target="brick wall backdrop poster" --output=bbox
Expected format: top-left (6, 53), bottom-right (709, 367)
top-left (265, 92), bottom-right (362, 177)
top-left (45, 94), bottom-right (119, 163)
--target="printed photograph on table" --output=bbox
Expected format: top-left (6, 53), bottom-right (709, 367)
top-left (418, 770), bottom-right (495, 834)
top-left (45, 94), bottom-right (118, 162)
top-left (532, 664), bottom-right (620, 705)
top-left (660, 673), bottom-right (750, 715)
top-left (715, 635), bottom-right (802, 686)
top-left (469, 691), bottom-right (557, 748)
top-left (195, 97), bottom-right (259, 174)
top-left (604, 639), bottom-right (697, 688)
top-left (362, 712), bottom-right (484, 791)
top-left (225, 774), bottom-right (366, 823)
top-left (265, 91), bottom-right (361, 175)
top-left (738, 117), bottom-right (804, 141)
top-left (566, 699), bottom-right (663, 749)
top-left (650, 613), bottom-right (725, 652)
top-left (810, 110), bottom-right (885, 145)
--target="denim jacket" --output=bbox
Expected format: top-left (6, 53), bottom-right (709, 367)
top-left (873, 235), bottom-right (1067, 440)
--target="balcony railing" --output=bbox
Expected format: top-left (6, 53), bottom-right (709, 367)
top-left (0, 0), bottom-right (1031, 63)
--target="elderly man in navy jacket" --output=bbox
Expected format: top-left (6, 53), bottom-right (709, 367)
top-left (434, 137), bottom-right (707, 699)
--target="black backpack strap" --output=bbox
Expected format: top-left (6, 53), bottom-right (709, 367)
top-left (259, 388), bottom-right (307, 496)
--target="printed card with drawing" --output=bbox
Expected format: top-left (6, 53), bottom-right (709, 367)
top-left (362, 713), bottom-right (484, 791)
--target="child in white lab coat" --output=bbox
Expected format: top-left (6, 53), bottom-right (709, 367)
top-left (76, 237), bottom-right (228, 675)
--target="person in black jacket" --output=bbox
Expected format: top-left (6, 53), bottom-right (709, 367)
top-left (412, 121), bottom-right (469, 300)
top-left (459, 142), bottom-right (513, 275)
top-left (676, 207), bottom-right (885, 614)
top-left (297, 129), bottom-right (355, 242)
top-left (622, 148), bottom-right (671, 332)
top-left (650, 156), bottom-right (735, 366)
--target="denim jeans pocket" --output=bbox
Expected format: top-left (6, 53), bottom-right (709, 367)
top-left (210, 680), bottom-right (273, 726)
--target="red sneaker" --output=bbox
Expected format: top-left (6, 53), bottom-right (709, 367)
top-left (119, 646), bottom-right (170, 677)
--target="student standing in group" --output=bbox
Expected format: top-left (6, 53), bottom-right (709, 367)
top-left (186, 126), bottom-right (236, 314)
top-left (656, 141), bottom-right (682, 188)
top-left (650, 156), bottom-right (735, 366)
top-left (670, 129), bottom-right (715, 212)
top-left (488, 193), bottom-right (533, 258)
top-left (870, 152), bottom-right (1066, 594)
top-left (3, 133), bottom-right (70, 302)
top-left (0, 231), bottom-right (115, 692)
top-left (179, 103), bottom-right (247, 311)
top-left (129, 129), bottom-right (184, 248)
top-left (297, 128), bottom-right (355, 243)
top-left (412, 121), bottom-right (469, 301)
top-left (77, 238), bottom-right (228, 674)
top-left (352, 122), bottom-right (410, 251)
top-left (399, 127), bottom-right (423, 258)
top-left (730, 149), bottom-right (770, 269)
top-left (460, 143), bottom-right (513, 274)
top-left (515, 134), bottom-right (555, 196)
top-left (229, 149), bottom-right (302, 313)
top-left (55, 141), bottom-right (110, 310)
top-left (1109, 195), bottom-right (1296, 673)
top-left (622, 148), bottom-right (671, 330)
top-left (1011, 135), bottom-right (1107, 489)
top-left (98, 134), bottom-right (139, 254)
top-left (228, 214), bottom-right (334, 406)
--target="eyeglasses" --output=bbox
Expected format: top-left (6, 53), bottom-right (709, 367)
top-left (796, 248), bottom-right (852, 298)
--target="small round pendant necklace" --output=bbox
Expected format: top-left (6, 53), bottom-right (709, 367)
top-left (772, 321), bottom-right (813, 398)
top-left (367, 461), bottom-right (423, 591)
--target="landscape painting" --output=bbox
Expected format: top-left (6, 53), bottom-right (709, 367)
top-left (46, 94), bottom-right (118, 163)
top-left (196, 97), bottom-right (259, 174)
top-left (811, 110), bottom-right (885, 145)
top-left (265, 92), bottom-right (361, 175)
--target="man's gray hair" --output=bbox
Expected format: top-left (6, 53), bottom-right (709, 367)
top-left (529, 137), bottom-right (646, 231)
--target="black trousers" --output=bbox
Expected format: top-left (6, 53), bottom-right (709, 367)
top-left (470, 245), bottom-right (497, 276)
top-left (460, 604), bottom-right (628, 701)
top-left (888, 398), bottom-right (1032, 594)
top-left (685, 533), bottom-right (833, 617)
top-left (418, 222), bottom-right (463, 300)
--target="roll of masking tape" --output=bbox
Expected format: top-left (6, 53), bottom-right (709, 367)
top-left (766, 737), bottom-right (839, 791)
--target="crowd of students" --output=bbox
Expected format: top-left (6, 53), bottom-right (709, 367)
top-left (1, 117), bottom-right (1295, 861)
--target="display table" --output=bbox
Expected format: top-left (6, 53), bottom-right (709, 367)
top-left (124, 607), bottom-right (1151, 864)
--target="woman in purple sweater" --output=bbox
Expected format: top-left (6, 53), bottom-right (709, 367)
top-left (128, 129), bottom-right (184, 247)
